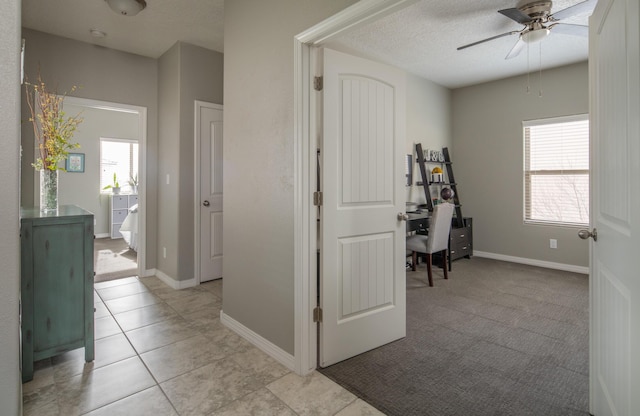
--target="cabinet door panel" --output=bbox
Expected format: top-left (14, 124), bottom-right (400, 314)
top-left (32, 222), bottom-right (85, 351)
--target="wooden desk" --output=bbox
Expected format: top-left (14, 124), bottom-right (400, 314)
top-left (406, 211), bottom-right (430, 233)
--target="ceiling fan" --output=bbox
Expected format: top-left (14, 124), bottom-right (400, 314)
top-left (457, 0), bottom-right (596, 59)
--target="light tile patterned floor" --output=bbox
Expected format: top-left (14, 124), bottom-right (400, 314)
top-left (22, 276), bottom-right (383, 416)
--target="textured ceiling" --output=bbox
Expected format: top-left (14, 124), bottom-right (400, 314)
top-left (328, 0), bottom-right (592, 88)
top-left (21, 0), bottom-right (591, 88)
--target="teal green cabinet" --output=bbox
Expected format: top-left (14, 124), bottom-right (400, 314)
top-left (20, 205), bottom-right (95, 382)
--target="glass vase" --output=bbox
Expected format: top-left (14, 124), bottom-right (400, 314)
top-left (40, 169), bottom-right (59, 213)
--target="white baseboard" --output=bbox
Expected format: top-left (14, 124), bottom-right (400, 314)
top-left (141, 268), bottom-right (156, 278)
top-left (473, 251), bottom-right (589, 275)
top-left (154, 269), bottom-right (197, 289)
top-left (220, 310), bottom-right (296, 372)
top-left (95, 233), bottom-right (110, 239)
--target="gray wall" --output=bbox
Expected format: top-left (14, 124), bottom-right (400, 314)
top-left (157, 42), bottom-right (223, 281)
top-left (58, 104), bottom-right (139, 236)
top-left (405, 73), bottom-right (452, 205)
top-left (157, 43), bottom-right (181, 278)
top-left (451, 62), bottom-right (589, 267)
top-left (0, 0), bottom-right (22, 413)
top-left (21, 29), bottom-right (160, 269)
top-left (223, 0), bottom-right (358, 355)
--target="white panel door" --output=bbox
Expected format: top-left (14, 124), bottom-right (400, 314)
top-left (589, 0), bottom-right (640, 414)
top-left (198, 102), bottom-right (223, 282)
top-left (320, 48), bottom-right (406, 367)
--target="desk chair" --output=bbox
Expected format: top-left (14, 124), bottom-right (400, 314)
top-left (406, 203), bottom-right (454, 287)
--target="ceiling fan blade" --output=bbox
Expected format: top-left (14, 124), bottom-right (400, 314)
top-left (505, 38), bottom-right (525, 60)
top-left (550, 23), bottom-right (589, 37)
top-left (498, 8), bottom-right (534, 24)
top-left (457, 31), bottom-right (520, 51)
top-left (550, 0), bottom-right (597, 21)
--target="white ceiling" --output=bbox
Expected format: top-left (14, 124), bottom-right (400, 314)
top-left (21, 0), bottom-right (592, 89)
top-left (21, 0), bottom-right (225, 58)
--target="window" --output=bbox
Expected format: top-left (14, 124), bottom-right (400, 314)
top-left (100, 138), bottom-right (138, 193)
top-left (523, 115), bottom-right (589, 227)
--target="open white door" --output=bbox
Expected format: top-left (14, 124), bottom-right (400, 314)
top-left (589, 0), bottom-right (640, 414)
top-left (320, 48), bottom-right (406, 367)
top-left (196, 101), bottom-right (223, 283)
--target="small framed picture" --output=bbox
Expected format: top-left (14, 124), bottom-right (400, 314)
top-left (66, 153), bottom-right (85, 173)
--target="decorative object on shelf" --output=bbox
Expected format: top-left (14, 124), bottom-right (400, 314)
top-left (423, 148), bottom-right (431, 161)
top-left (105, 0), bottom-right (147, 16)
top-left (441, 187), bottom-right (455, 201)
top-left (103, 173), bottom-right (121, 195)
top-left (431, 166), bottom-right (443, 183)
top-left (430, 150), bottom-right (440, 161)
top-left (25, 74), bottom-right (82, 213)
top-left (128, 173), bottom-right (139, 194)
top-left (66, 153), bottom-right (85, 173)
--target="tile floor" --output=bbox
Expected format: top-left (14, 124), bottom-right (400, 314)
top-left (22, 276), bottom-right (383, 416)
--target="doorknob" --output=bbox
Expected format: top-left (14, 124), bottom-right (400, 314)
top-left (578, 228), bottom-right (597, 241)
top-left (397, 212), bottom-right (409, 221)
top-left (203, 200), bottom-right (210, 207)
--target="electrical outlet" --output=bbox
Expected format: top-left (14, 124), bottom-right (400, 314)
top-left (550, 239), bottom-right (558, 249)
top-left (163, 247), bottom-right (167, 258)
top-left (166, 174), bottom-right (170, 185)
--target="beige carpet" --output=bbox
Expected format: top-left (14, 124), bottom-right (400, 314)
top-left (94, 237), bottom-right (138, 283)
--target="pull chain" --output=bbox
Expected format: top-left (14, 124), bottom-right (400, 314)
top-left (526, 41), bottom-right (531, 94)
top-left (538, 42), bottom-right (543, 98)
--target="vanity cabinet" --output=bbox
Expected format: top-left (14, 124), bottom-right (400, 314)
top-left (20, 205), bottom-right (95, 382)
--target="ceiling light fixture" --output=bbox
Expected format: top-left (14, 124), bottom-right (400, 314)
top-left (521, 25), bottom-right (550, 44)
top-left (90, 29), bottom-right (107, 38)
top-left (104, 0), bottom-right (146, 16)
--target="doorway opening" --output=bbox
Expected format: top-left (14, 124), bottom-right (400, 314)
top-left (60, 96), bottom-right (148, 282)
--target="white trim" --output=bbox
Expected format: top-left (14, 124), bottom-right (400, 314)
top-left (95, 233), bottom-right (110, 239)
top-left (473, 251), bottom-right (589, 274)
top-left (296, 0), bottom-right (419, 45)
top-left (293, 0), bottom-right (414, 375)
top-left (193, 101), bottom-right (224, 286)
top-left (154, 269), bottom-right (197, 290)
top-left (522, 112), bottom-right (589, 127)
top-left (221, 311), bottom-right (296, 372)
top-left (62, 96), bottom-right (148, 278)
top-left (141, 268), bottom-right (157, 278)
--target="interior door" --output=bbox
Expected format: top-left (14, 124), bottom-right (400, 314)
top-left (197, 102), bottom-right (223, 282)
top-left (320, 48), bottom-right (406, 367)
top-left (589, 0), bottom-right (640, 414)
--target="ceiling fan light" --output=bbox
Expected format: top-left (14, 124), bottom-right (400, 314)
top-left (105, 0), bottom-right (146, 16)
top-left (521, 28), bottom-right (550, 44)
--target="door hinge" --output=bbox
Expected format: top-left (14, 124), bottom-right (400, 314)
top-left (314, 76), bottom-right (323, 91)
top-left (313, 307), bottom-right (323, 323)
top-left (313, 191), bottom-right (323, 206)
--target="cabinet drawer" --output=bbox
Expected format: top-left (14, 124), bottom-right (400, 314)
top-left (128, 195), bottom-right (138, 207)
top-left (450, 226), bottom-right (470, 242)
top-left (112, 195), bottom-right (128, 209)
top-left (449, 241), bottom-right (472, 260)
top-left (112, 208), bottom-right (128, 224)
top-left (111, 223), bottom-right (123, 239)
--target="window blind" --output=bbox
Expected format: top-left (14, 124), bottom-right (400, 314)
top-left (523, 115), bottom-right (589, 226)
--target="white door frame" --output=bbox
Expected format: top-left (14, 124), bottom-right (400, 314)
top-left (293, 0), bottom-right (418, 375)
top-left (194, 100), bottom-right (224, 285)
top-left (63, 96), bottom-right (148, 276)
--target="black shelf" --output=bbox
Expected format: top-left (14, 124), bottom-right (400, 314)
top-left (414, 144), bottom-right (464, 227)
